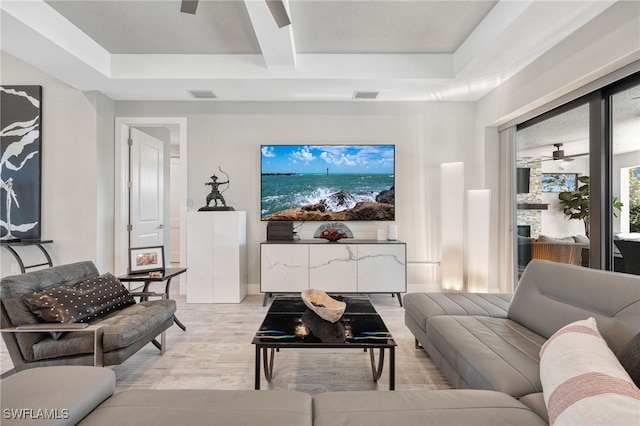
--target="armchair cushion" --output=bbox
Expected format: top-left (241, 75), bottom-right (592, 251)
top-left (30, 299), bottom-right (176, 361)
top-left (22, 273), bottom-right (135, 324)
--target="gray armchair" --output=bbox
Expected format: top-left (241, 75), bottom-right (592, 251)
top-left (1, 261), bottom-right (176, 374)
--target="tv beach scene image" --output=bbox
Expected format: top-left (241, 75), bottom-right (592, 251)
top-left (261, 145), bottom-right (395, 221)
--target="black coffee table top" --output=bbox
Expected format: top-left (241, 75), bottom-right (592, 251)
top-left (252, 296), bottom-right (395, 347)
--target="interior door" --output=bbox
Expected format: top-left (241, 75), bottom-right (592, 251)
top-left (130, 127), bottom-right (165, 248)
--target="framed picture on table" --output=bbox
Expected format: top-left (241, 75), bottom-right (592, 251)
top-left (129, 246), bottom-right (165, 274)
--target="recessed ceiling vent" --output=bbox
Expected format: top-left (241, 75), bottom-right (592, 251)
top-left (353, 91), bottom-right (379, 99)
top-left (188, 90), bottom-right (217, 99)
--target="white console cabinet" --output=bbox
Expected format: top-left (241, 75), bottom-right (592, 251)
top-left (260, 240), bottom-right (406, 305)
top-left (186, 211), bottom-right (247, 303)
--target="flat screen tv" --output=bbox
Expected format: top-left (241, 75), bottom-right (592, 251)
top-left (261, 145), bottom-right (395, 221)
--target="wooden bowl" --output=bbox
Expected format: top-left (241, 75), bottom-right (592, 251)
top-left (301, 289), bottom-right (346, 323)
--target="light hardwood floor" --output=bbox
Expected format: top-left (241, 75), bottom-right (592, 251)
top-left (1, 282), bottom-right (450, 394)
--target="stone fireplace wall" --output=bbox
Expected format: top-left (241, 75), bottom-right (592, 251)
top-left (517, 158), bottom-right (543, 238)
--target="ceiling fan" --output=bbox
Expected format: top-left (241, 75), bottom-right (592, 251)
top-left (180, 0), bottom-right (291, 28)
top-left (540, 143), bottom-right (574, 161)
top-left (540, 143), bottom-right (590, 162)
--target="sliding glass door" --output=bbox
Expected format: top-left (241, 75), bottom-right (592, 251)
top-left (515, 103), bottom-right (590, 276)
top-left (609, 80), bottom-right (640, 275)
top-left (514, 71), bottom-right (639, 277)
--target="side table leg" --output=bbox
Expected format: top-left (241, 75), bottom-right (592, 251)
top-left (164, 277), bottom-right (186, 331)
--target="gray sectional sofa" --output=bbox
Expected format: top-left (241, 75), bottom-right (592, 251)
top-left (2, 366), bottom-right (547, 425)
top-left (3, 259), bottom-right (638, 425)
top-left (404, 259), bottom-right (640, 421)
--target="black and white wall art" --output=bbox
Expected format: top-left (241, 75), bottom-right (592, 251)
top-left (0, 85), bottom-right (42, 240)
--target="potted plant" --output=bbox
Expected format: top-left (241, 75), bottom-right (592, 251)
top-left (558, 175), bottom-right (623, 237)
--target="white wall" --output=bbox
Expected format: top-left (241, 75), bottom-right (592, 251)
top-left (115, 101), bottom-right (478, 293)
top-left (0, 52), bottom-right (115, 276)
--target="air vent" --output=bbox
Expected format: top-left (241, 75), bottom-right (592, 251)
top-left (353, 91), bottom-right (379, 99)
top-left (188, 90), bottom-right (216, 99)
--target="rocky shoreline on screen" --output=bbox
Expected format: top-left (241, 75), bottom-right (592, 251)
top-left (263, 187), bottom-right (395, 221)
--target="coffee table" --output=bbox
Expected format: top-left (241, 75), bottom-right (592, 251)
top-left (252, 295), bottom-right (396, 390)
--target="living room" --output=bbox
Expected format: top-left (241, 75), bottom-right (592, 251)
top-left (1, 1), bottom-right (638, 294)
top-left (1, 1), bottom-right (640, 425)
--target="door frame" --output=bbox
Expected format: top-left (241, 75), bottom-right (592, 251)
top-left (114, 117), bottom-right (188, 277)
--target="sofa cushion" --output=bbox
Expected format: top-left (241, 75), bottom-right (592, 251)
top-left (79, 389), bottom-right (313, 426)
top-left (22, 273), bottom-right (135, 324)
top-left (508, 259), bottom-right (640, 355)
top-left (540, 317), bottom-right (640, 426)
top-left (572, 235), bottom-right (589, 244)
top-left (518, 392), bottom-right (549, 423)
top-left (30, 300), bottom-right (176, 361)
top-left (536, 235), bottom-right (575, 244)
top-left (313, 389), bottom-right (547, 426)
top-left (426, 315), bottom-right (547, 397)
top-left (0, 366), bottom-right (115, 426)
top-left (618, 332), bottom-right (640, 387)
top-left (403, 292), bottom-right (512, 336)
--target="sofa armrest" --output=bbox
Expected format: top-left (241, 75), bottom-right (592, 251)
top-left (1, 324), bottom-right (105, 367)
top-left (1, 366), bottom-right (115, 426)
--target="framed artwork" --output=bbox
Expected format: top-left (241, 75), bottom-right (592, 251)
top-left (0, 86), bottom-right (42, 240)
top-left (129, 246), bottom-right (165, 274)
top-left (541, 173), bottom-right (578, 193)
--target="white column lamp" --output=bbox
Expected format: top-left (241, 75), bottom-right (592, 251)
top-left (467, 189), bottom-right (490, 292)
top-left (441, 162), bottom-right (464, 291)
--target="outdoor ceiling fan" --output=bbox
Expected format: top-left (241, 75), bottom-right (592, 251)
top-left (540, 143), bottom-right (590, 162)
top-left (540, 143), bottom-right (574, 162)
top-left (551, 143), bottom-right (570, 161)
top-left (180, 0), bottom-right (291, 28)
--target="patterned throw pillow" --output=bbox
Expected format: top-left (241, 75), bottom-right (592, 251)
top-left (23, 273), bottom-right (136, 324)
top-left (540, 317), bottom-right (640, 426)
top-left (618, 332), bottom-right (640, 387)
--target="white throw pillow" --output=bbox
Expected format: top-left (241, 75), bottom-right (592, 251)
top-left (539, 317), bottom-right (640, 426)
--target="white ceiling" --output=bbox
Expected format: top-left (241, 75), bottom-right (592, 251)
top-left (0, 0), bottom-right (621, 101)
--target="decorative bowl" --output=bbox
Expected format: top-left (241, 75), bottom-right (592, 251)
top-left (313, 222), bottom-right (354, 242)
top-left (301, 289), bottom-right (346, 323)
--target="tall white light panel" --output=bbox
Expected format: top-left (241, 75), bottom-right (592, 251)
top-left (441, 162), bottom-right (464, 291)
top-left (467, 189), bottom-right (490, 292)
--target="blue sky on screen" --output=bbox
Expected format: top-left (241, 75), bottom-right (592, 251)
top-left (261, 145), bottom-right (394, 174)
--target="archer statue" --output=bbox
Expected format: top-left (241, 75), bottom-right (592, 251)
top-left (205, 175), bottom-right (228, 207)
top-left (200, 167), bottom-right (232, 211)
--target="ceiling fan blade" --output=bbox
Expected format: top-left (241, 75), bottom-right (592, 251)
top-left (265, 0), bottom-right (291, 28)
top-left (180, 0), bottom-right (199, 14)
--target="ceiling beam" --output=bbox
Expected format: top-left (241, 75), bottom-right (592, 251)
top-left (244, 0), bottom-right (296, 69)
top-left (1, 0), bottom-right (110, 76)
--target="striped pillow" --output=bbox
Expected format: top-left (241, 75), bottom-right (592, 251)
top-left (540, 317), bottom-right (640, 426)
